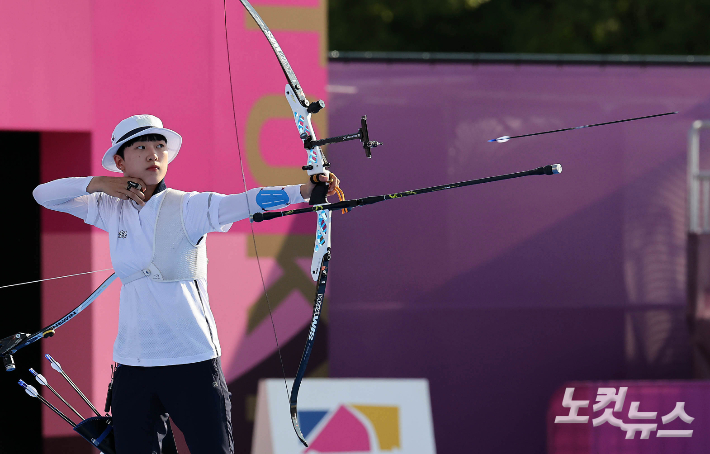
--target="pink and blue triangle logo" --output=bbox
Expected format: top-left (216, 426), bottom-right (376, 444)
top-left (298, 404), bottom-right (401, 452)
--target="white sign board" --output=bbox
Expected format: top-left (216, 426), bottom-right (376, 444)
top-left (252, 378), bottom-right (437, 454)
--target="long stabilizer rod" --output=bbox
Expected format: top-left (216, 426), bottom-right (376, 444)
top-left (253, 163), bottom-right (562, 222)
top-left (488, 111), bottom-right (678, 143)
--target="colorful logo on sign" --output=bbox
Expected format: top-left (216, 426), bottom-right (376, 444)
top-left (299, 404), bottom-right (400, 452)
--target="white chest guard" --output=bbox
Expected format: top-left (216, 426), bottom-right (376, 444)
top-left (121, 189), bottom-right (207, 285)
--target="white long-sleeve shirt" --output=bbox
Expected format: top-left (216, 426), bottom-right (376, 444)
top-left (33, 177), bottom-right (305, 366)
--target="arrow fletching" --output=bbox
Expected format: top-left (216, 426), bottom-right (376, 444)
top-left (19, 380), bottom-right (39, 398)
top-left (29, 368), bottom-right (49, 386)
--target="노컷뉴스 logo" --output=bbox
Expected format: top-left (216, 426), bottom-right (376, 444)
top-left (555, 387), bottom-right (694, 439)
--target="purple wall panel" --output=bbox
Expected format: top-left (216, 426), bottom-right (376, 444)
top-left (327, 62), bottom-right (709, 453)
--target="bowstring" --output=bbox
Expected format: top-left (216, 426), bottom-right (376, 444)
top-left (0, 268), bottom-right (114, 290)
top-left (222, 0), bottom-right (292, 403)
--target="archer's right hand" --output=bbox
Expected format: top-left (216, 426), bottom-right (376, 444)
top-left (87, 176), bottom-right (147, 206)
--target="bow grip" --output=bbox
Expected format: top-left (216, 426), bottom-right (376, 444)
top-left (310, 181), bottom-right (328, 205)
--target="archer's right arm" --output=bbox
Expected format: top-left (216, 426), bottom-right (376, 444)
top-left (33, 177), bottom-right (116, 231)
top-left (33, 177), bottom-right (96, 220)
top-left (34, 176), bottom-right (147, 211)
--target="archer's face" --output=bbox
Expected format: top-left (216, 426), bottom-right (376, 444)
top-left (115, 140), bottom-right (169, 185)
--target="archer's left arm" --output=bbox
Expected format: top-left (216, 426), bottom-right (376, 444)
top-left (180, 185), bottom-right (305, 244)
top-left (215, 172), bottom-right (340, 226)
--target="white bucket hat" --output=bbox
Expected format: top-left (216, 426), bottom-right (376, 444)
top-left (102, 115), bottom-right (182, 172)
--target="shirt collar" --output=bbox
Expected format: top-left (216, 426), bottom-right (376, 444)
top-left (154, 179), bottom-right (167, 195)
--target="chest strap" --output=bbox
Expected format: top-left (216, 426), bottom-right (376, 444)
top-left (121, 264), bottom-right (165, 285)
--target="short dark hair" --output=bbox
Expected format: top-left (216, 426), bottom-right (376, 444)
top-left (116, 134), bottom-right (167, 159)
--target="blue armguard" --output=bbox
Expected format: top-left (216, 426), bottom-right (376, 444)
top-left (256, 188), bottom-right (290, 210)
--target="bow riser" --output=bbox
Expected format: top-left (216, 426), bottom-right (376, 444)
top-left (285, 84), bottom-right (332, 281)
top-left (285, 85), bottom-right (329, 178)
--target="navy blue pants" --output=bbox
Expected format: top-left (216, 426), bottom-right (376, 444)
top-left (112, 358), bottom-right (234, 454)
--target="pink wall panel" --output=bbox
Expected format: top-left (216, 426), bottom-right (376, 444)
top-left (0, 0), bottom-right (327, 446)
top-left (40, 132), bottom-right (96, 438)
top-left (0, 1), bottom-right (93, 130)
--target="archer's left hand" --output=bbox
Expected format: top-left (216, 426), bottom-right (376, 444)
top-left (301, 172), bottom-right (340, 200)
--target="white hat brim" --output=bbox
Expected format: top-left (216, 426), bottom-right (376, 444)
top-left (102, 127), bottom-right (182, 173)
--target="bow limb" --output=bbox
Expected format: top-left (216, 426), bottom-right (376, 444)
top-left (1, 273), bottom-right (118, 372)
top-left (237, 0), bottom-right (309, 108)
top-left (290, 249), bottom-right (329, 446)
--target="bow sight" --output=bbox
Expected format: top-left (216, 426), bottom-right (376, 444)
top-left (301, 115), bottom-right (382, 160)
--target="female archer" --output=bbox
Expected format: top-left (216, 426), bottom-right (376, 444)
top-left (33, 114), bottom-right (339, 453)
